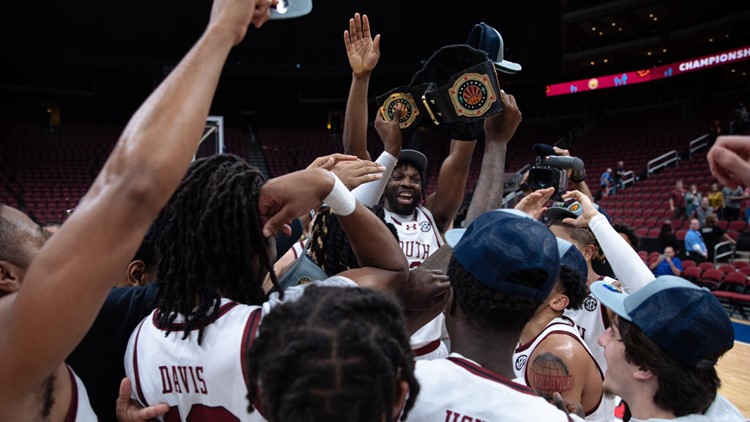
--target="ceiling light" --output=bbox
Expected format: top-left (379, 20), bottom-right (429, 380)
top-left (649, 13), bottom-right (654, 17)
top-left (599, 31), bottom-right (604, 36)
top-left (611, 22), bottom-right (616, 27)
top-left (662, 48), bottom-right (667, 53)
top-left (618, 27), bottom-right (623, 31)
top-left (653, 17), bottom-right (658, 21)
top-left (592, 26), bottom-right (596, 31)
top-left (709, 38), bottom-right (714, 42)
top-left (603, 58), bottom-right (609, 63)
top-left (731, 69), bottom-right (736, 73)
top-left (647, 51), bottom-right (652, 56)
top-left (590, 61), bottom-right (595, 65)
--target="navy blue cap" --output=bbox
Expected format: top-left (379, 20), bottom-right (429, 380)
top-left (591, 276), bottom-right (734, 369)
top-left (449, 209), bottom-right (559, 301)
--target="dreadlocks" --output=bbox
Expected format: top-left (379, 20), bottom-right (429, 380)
top-left (152, 154), bottom-right (278, 344)
top-left (307, 205), bottom-right (398, 276)
top-left (247, 285), bottom-right (419, 422)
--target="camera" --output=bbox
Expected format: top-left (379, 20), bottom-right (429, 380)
top-left (527, 144), bottom-right (585, 201)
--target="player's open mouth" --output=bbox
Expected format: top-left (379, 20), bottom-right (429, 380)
top-left (397, 191), bottom-right (414, 204)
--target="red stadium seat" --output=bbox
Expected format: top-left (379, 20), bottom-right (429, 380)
top-left (681, 266), bottom-right (702, 282)
top-left (698, 269), bottom-right (724, 290)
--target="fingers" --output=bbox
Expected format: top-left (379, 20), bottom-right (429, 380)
top-left (362, 14), bottom-right (371, 39)
top-left (263, 213), bottom-right (293, 237)
top-left (708, 145), bottom-right (747, 188)
top-left (138, 404), bottom-right (170, 420)
top-left (116, 378), bottom-right (132, 409)
top-left (251, 0), bottom-right (274, 28)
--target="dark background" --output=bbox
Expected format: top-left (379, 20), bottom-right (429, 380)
top-left (2, 0), bottom-right (749, 127)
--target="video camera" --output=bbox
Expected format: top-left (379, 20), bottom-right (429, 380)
top-left (527, 144), bottom-right (585, 201)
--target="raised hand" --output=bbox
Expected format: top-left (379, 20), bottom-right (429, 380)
top-left (515, 187), bottom-right (555, 220)
top-left (374, 103), bottom-right (405, 156)
top-left (344, 13), bottom-right (381, 77)
top-left (208, 0), bottom-right (277, 45)
top-left (259, 168), bottom-right (335, 237)
top-left (483, 90), bottom-right (522, 144)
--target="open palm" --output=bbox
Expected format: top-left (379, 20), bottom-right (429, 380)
top-left (344, 13), bottom-right (380, 76)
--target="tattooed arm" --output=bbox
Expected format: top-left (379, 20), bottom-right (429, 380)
top-left (526, 335), bottom-right (603, 416)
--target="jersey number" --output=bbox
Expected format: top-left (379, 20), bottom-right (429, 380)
top-left (165, 404), bottom-right (239, 422)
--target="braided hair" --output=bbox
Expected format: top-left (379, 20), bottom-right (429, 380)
top-left (307, 205), bottom-right (398, 276)
top-left (152, 154), bottom-right (279, 344)
top-left (247, 285), bottom-right (419, 421)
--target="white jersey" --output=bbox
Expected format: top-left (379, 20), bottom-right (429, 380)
top-left (564, 276), bottom-right (616, 373)
top-left (629, 395), bottom-right (744, 421)
top-left (68, 366), bottom-right (98, 421)
top-left (513, 317), bottom-right (614, 422)
top-left (124, 299), bottom-right (266, 421)
top-left (385, 206), bottom-right (447, 359)
top-left (384, 206), bottom-right (444, 268)
top-left (406, 353), bottom-right (573, 421)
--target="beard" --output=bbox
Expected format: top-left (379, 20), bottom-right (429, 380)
top-left (384, 185), bottom-right (422, 216)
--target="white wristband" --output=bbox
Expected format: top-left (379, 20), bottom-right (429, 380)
top-left (323, 174), bottom-right (357, 216)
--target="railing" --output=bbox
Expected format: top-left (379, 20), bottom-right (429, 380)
top-left (647, 150), bottom-right (679, 176)
top-left (501, 190), bottom-right (524, 208)
top-left (714, 241), bottom-right (735, 264)
top-left (689, 134), bottom-right (709, 158)
top-left (621, 170), bottom-right (636, 188)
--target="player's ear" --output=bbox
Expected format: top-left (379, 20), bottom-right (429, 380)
top-left (392, 379), bottom-right (409, 418)
top-left (549, 292), bottom-right (569, 312)
top-left (0, 260), bottom-right (24, 293)
top-left (126, 260), bottom-right (148, 287)
top-left (582, 244), bottom-right (597, 261)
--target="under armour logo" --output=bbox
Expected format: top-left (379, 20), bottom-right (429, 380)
top-left (407, 223), bottom-right (417, 231)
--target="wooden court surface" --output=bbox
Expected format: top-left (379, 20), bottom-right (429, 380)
top-left (716, 319), bottom-right (750, 418)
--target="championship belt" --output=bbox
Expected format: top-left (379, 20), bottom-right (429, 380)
top-left (422, 60), bottom-right (501, 125)
top-left (375, 45), bottom-right (503, 140)
top-left (376, 83), bottom-right (430, 129)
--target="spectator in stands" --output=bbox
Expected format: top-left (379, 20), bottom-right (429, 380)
top-left (668, 179), bottom-right (686, 220)
top-left (721, 183), bottom-right (745, 222)
top-left (708, 120), bottom-right (721, 146)
top-left (693, 197), bottom-right (713, 228)
top-left (600, 168), bottom-right (614, 197)
top-left (735, 102), bottom-right (749, 133)
top-left (657, 219), bottom-right (680, 256)
top-left (591, 277), bottom-right (743, 421)
top-left (706, 182), bottom-right (724, 220)
top-left (613, 160), bottom-right (627, 194)
top-left (684, 184), bottom-right (702, 221)
top-left (684, 218), bottom-right (708, 263)
top-left (701, 213), bottom-right (736, 263)
top-left (649, 246), bottom-right (682, 276)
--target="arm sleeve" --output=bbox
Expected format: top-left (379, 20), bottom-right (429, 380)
top-left (589, 213), bottom-right (654, 293)
top-left (351, 151), bottom-right (398, 207)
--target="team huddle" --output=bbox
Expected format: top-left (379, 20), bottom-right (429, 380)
top-left (0, 1), bottom-right (747, 421)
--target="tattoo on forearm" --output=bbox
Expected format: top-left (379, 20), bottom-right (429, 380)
top-left (528, 352), bottom-right (575, 399)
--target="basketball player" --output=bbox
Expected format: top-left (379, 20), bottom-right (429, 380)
top-left (0, 0), bottom-right (278, 419)
top-left (342, 13), bottom-right (482, 360)
top-left (123, 154), bottom-right (409, 418)
top-left (406, 209), bottom-right (580, 421)
top-left (246, 285), bottom-right (419, 422)
top-left (513, 239), bottom-right (611, 421)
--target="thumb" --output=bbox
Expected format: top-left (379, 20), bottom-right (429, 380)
top-left (319, 157), bottom-right (335, 171)
top-left (263, 210), bottom-right (293, 237)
